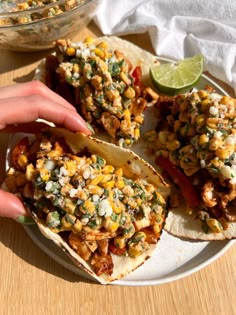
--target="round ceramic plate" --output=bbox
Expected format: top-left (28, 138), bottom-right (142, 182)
top-left (2, 57), bottom-right (235, 286)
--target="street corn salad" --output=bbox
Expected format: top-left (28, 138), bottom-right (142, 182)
top-left (44, 37), bottom-right (159, 147)
top-left (146, 88), bottom-right (236, 234)
top-left (5, 131), bottom-right (166, 276)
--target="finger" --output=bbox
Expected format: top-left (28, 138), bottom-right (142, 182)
top-left (0, 190), bottom-right (28, 220)
top-left (0, 81), bottom-right (76, 111)
top-left (0, 95), bottom-right (91, 135)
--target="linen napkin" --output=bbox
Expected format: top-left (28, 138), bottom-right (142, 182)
top-left (94, 0), bottom-right (236, 94)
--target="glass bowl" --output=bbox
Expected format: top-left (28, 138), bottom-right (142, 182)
top-left (0, 0), bottom-right (102, 51)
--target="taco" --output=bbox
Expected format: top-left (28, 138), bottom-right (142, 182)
top-left (4, 127), bottom-right (169, 284)
top-left (145, 88), bottom-right (236, 240)
top-left (34, 36), bottom-right (159, 148)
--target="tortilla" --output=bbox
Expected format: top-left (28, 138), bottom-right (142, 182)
top-left (4, 127), bottom-right (169, 284)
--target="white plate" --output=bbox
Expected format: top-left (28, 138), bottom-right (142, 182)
top-left (2, 58), bottom-right (235, 286)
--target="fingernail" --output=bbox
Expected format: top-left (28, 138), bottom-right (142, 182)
top-left (16, 215), bottom-right (35, 224)
top-left (86, 122), bottom-right (95, 135)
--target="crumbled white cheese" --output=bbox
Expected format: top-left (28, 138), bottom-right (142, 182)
top-left (98, 199), bottom-right (113, 217)
top-left (209, 106), bottom-right (219, 116)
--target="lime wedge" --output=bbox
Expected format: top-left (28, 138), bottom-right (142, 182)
top-left (150, 54), bottom-right (204, 95)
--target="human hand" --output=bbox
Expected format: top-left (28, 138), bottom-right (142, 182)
top-left (0, 81), bottom-right (91, 222)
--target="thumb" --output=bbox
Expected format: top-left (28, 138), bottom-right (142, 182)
top-left (0, 190), bottom-right (34, 223)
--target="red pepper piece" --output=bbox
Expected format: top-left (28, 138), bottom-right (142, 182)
top-left (109, 242), bottom-right (127, 256)
top-left (132, 66), bottom-right (142, 86)
top-left (156, 156), bottom-right (201, 209)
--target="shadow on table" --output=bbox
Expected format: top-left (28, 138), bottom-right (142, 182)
top-left (0, 217), bottom-right (97, 285)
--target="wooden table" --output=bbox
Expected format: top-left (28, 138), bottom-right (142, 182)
top-left (0, 22), bottom-right (235, 315)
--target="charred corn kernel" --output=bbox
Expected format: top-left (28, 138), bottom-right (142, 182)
top-left (166, 139), bottom-right (181, 151)
top-left (26, 163), bottom-right (35, 181)
top-left (72, 63), bottom-right (80, 73)
top-left (206, 218), bottom-right (223, 233)
top-left (220, 96), bottom-right (232, 105)
top-left (207, 117), bottom-right (218, 129)
top-left (114, 236), bottom-right (126, 249)
top-left (198, 90), bottom-right (209, 99)
top-left (209, 138), bottom-right (223, 151)
top-left (47, 142), bottom-right (63, 158)
top-left (61, 214), bottom-right (76, 228)
top-left (77, 190), bottom-right (88, 200)
top-left (174, 120), bottom-right (181, 132)
top-left (22, 182), bottom-right (33, 199)
top-left (124, 86), bottom-right (136, 99)
top-left (120, 71), bottom-right (131, 85)
top-left (179, 100), bottom-right (189, 111)
top-left (134, 128), bottom-right (140, 140)
top-left (15, 173), bottom-right (27, 187)
top-left (145, 184), bottom-right (155, 194)
top-left (89, 174), bottom-right (104, 185)
top-left (101, 180), bottom-right (115, 189)
top-left (103, 217), bottom-right (119, 232)
top-left (72, 219), bottom-right (82, 233)
top-left (196, 114), bottom-right (206, 126)
top-left (134, 115), bottom-right (144, 124)
top-left (64, 160), bottom-right (77, 176)
top-left (66, 47), bottom-right (75, 56)
top-left (96, 41), bottom-right (108, 49)
top-left (201, 98), bottom-right (211, 112)
top-left (17, 2), bottom-right (29, 9)
top-left (199, 134), bottom-right (209, 145)
top-left (153, 223), bottom-right (161, 235)
top-left (93, 48), bottom-right (105, 59)
top-left (216, 147), bottom-right (234, 160)
top-left (102, 165), bottom-right (114, 174)
top-left (84, 36), bottom-right (94, 44)
top-left (81, 200), bottom-right (95, 215)
top-left (115, 178), bottom-right (125, 189)
top-left (17, 155), bottom-right (28, 170)
top-left (64, 198), bottom-right (76, 214)
top-left (114, 168), bottom-right (123, 177)
top-left (39, 168), bottom-right (50, 181)
top-left (4, 175), bottom-right (17, 193)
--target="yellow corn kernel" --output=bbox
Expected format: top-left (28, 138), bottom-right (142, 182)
top-left (61, 214), bottom-right (76, 229)
top-left (81, 200), bottom-right (95, 215)
top-left (103, 217), bottom-right (119, 232)
top-left (72, 63), bottom-right (80, 73)
top-left (174, 120), bottom-right (181, 132)
top-left (199, 134), bottom-right (209, 146)
top-left (206, 117), bottom-right (218, 129)
top-left (166, 139), bottom-right (181, 151)
top-left (124, 86), bottom-right (136, 99)
top-left (102, 165), bottom-right (115, 174)
top-left (115, 168), bottom-right (123, 177)
top-left (26, 163), bottom-right (35, 181)
top-left (206, 218), bottom-right (223, 233)
top-left (134, 115), bottom-right (144, 124)
top-left (158, 130), bottom-right (169, 144)
top-left (72, 219), bottom-right (82, 233)
top-left (196, 114), bottom-right (206, 126)
top-left (17, 154), bottom-right (28, 170)
top-left (114, 236), bottom-right (126, 249)
top-left (111, 201), bottom-right (122, 214)
top-left (136, 198), bottom-right (143, 206)
top-left (66, 47), bottom-right (75, 56)
top-left (17, 2), bottom-right (29, 10)
top-left (87, 185), bottom-right (104, 196)
top-left (144, 130), bottom-right (158, 142)
top-left (100, 174), bottom-right (113, 183)
top-left (39, 168), bottom-right (50, 182)
top-left (101, 181), bottom-right (115, 189)
top-left (84, 36), bottom-right (94, 44)
top-left (198, 90), bottom-right (209, 99)
top-left (47, 142), bottom-right (63, 158)
top-left (96, 41), bottom-right (108, 50)
top-left (93, 48), bottom-right (105, 59)
top-left (216, 147), bottom-right (234, 160)
top-left (120, 71), bottom-right (131, 85)
top-left (89, 174), bottom-right (104, 185)
top-left (115, 178), bottom-right (125, 189)
top-left (134, 128), bottom-right (140, 140)
top-left (124, 139), bottom-right (131, 146)
top-left (91, 155), bottom-right (97, 163)
top-left (153, 223), bottom-right (161, 235)
top-left (219, 96), bottom-right (233, 105)
top-left (77, 190), bottom-right (88, 200)
top-left (64, 198), bottom-right (76, 214)
top-left (64, 160), bottom-right (77, 176)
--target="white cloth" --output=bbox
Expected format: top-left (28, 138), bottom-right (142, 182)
top-left (94, 0), bottom-right (236, 94)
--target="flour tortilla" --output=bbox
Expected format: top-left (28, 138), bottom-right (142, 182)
top-left (18, 127), bottom-right (168, 284)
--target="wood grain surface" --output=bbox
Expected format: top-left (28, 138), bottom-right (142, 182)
top-left (0, 21), bottom-right (235, 315)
